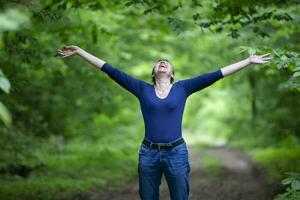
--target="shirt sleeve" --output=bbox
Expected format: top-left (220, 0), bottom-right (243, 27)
top-left (100, 62), bottom-right (146, 98)
top-left (179, 69), bottom-right (224, 97)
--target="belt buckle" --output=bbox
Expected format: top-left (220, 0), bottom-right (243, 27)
top-left (164, 143), bottom-right (172, 148)
top-left (161, 143), bottom-right (172, 151)
top-left (149, 142), bottom-right (154, 149)
top-left (158, 145), bottom-right (161, 150)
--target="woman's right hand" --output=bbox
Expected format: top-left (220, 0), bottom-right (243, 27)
top-left (56, 45), bottom-right (81, 58)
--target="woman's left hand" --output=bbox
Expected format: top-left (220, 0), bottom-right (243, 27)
top-left (249, 53), bottom-right (273, 64)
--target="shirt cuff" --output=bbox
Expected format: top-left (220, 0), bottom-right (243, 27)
top-left (217, 69), bottom-right (224, 78)
top-left (100, 62), bottom-right (112, 74)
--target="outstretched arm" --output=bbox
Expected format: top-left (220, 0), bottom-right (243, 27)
top-left (56, 45), bottom-right (146, 98)
top-left (220, 53), bottom-right (272, 77)
top-left (56, 45), bottom-right (106, 69)
top-left (180, 53), bottom-right (272, 97)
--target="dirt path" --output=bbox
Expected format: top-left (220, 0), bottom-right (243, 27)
top-left (73, 146), bottom-right (280, 200)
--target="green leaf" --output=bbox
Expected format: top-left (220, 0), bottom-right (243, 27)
top-left (249, 48), bottom-right (256, 56)
top-left (280, 55), bottom-right (288, 61)
top-left (238, 46), bottom-right (250, 53)
top-left (0, 101), bottom-right (11, 127)
top-left (0, 8), bottom-right (30, 32)
top-left (282, 177), bottom-right (293, 185)
top-left (292, 66), bottom-right (300, 72)
top-left (0, 69), bottom-right (11, 93)
top-left (238, 46), bottom-right (257, 55)
top-left (285, 172), bottom-right (300, 177)
top-left (293, 71), bottom-right (300, 77)
top-left (291, 180), bottom-right (300, 191)
top-left (125, 1), bottom-right (134, 7)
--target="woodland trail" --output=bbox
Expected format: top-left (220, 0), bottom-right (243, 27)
top-left (72, 146), bottom-right (280, 200)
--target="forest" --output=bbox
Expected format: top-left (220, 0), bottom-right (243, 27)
top-left (0, 0), bottom-right (299, 200)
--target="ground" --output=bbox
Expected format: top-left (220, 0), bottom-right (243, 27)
top-left (72, 146), bottom-right (281, 200)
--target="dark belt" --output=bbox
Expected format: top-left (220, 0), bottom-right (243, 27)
top-left (142, 138), bottom-right (185, 150)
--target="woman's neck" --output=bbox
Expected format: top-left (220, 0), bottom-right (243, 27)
top-left (155, 78), bottom-right (171, 88)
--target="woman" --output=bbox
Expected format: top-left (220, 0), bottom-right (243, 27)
top-left (57, 45), bottom-right (272, 200)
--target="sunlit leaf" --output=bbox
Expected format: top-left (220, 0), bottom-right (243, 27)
top-left (293, 71), bottom-right (300, 77)
top-left (291, 180), bottom-right (300, 191)
top-left (0, 101), bottom-right (11, 126)
top-left (0, 69), bottom-right (11, 93)
top-left (0, 8), bottom-right (30, 33)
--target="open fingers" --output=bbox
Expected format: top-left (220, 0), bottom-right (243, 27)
top-left (56, 51), bottom-right (69, 57)
top-left (57, 50), bottom-right (65, 55)
top-left (263, 57), bottom-right (272, 60)
top-left (57, 48), bottom-right (71, 55)
top-left (57, 49), bottom-right (67, 54)
top-left (59, 53), bottom-right (69, 58)
top-left (261, 53), bottom-right (271, 57)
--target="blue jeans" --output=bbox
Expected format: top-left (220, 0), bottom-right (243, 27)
top-left (138, 138), bottom-right (191, 200)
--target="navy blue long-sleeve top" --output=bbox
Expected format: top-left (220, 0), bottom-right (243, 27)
top-left (101, 63), bottom-right (224, 143)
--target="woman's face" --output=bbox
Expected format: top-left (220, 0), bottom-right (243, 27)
top-left (153, 59), bottom-right (174, 78)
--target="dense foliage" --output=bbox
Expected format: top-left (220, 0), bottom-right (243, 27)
top-left (0, 0), bottom-right (299, 199)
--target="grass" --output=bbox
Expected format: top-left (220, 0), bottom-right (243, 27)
top-left (247, 147), bottom-right (300, 180)
top-left (0, 177), bottom-right (96, 200)
top-left (0, 127), bottom-right (142, 200)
